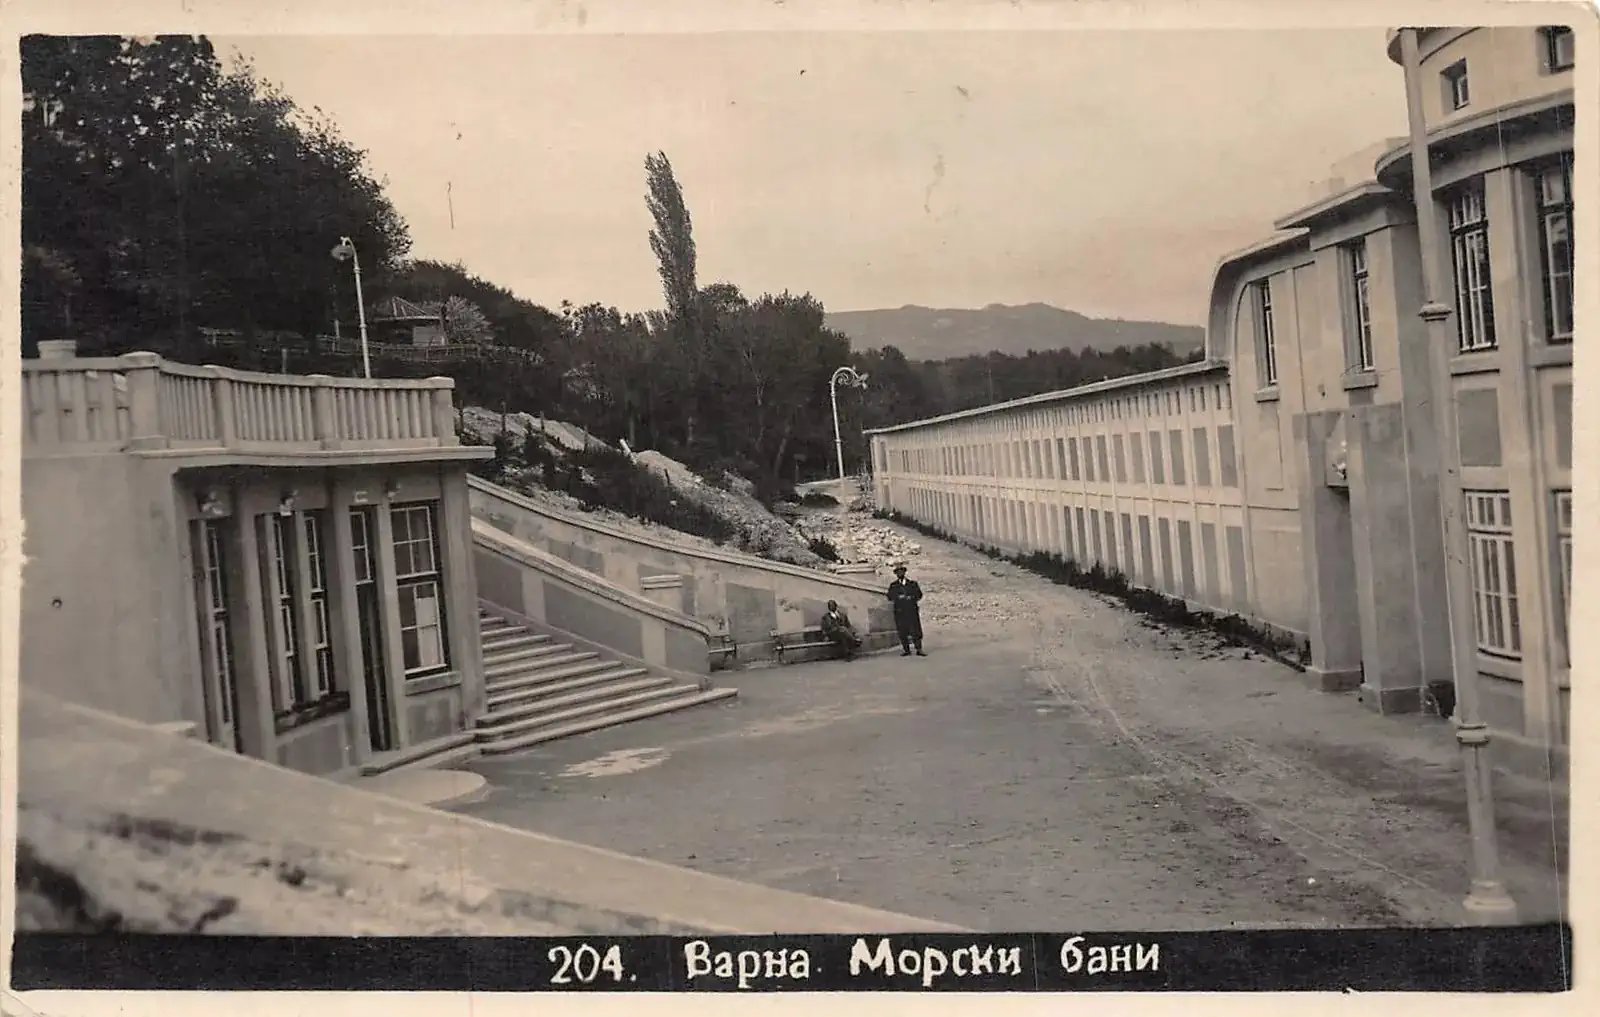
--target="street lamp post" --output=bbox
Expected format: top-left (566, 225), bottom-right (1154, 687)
top-left (830, 366), bottom-right (869, 483)
top-left (331, 236), bottom-right (371, 379)
top-left (1398, 26), bottom-right (1518, 925)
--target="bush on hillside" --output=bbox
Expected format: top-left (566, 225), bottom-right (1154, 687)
top-left (799, 491), bottom-right (839, 508)
top-left (807, 537), bottom-right (840, 562)
top-left (565, 445), bottom-right (738, 545)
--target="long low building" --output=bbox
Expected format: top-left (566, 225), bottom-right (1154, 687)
top-left (867, 24), bottom-right (1575, 783)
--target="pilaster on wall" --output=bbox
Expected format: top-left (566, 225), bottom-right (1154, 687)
top-left (1382, 222), bottom-right (1455, 689)
top-left (1294, 408), bottom-right (1363, 692)
top-left (1348, 402), bottom-right (1428, 712)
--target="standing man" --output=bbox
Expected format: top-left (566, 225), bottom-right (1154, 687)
top-left (887, 563), bottom-right (926, 656)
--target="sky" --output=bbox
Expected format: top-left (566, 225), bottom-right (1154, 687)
top-left (220, 29), bottom-right (1410, 326)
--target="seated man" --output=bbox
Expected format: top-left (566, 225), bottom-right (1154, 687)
top-left (819, 600), bottom-right (862, 660)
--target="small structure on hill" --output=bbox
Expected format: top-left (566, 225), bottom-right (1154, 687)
top-left (369, 295), bottom-right (445, 347)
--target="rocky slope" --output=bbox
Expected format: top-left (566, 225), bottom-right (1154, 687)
top-left (460, 408), bottom-right (825, 567)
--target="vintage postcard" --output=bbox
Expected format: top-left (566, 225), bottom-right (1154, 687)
top-left (0, 0), bottom-right (1586, 1009)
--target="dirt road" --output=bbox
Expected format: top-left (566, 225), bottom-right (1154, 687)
top-left (457, 519), bottom-right (1567, 931)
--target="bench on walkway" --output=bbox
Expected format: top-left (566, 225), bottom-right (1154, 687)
top-left (771, 627), bottom-right (845, 665)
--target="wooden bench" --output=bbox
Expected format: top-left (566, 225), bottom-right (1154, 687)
top-left (771, 627), bottom-right (852, 665)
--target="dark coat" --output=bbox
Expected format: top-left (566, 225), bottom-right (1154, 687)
top-left (886, 577), bottom-right (924, 638)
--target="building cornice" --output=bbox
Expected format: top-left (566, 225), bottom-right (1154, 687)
top-left (1373, 90), bottom-right (1576, 189)
top-left (1385, 27), bottom-right (1475, 65)
top-left (1274, 181), bottom-right (1400, 232)
top-left (863, 359), bottom-right (1227, 436)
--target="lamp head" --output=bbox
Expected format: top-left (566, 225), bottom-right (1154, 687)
top-left (331, 238), bottom-right (355, 262)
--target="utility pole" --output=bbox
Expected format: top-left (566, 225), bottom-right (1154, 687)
top-left (1399, 26), bottom-right (1517, 925)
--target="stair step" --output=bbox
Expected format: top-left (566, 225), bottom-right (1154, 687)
top-left (481, 632), bottom-right (551, 653)
top-left (485, 649), bottom-right (593, 679)
top-left (475, 684), bottom-right (708, 745)
top-left (487, 665), bottom-right (652, 712)
top-left (478, 688), bottom-right (739, 756)
top-left (358, 730), bottom-right (478, 776)
top-left (484, 658), bottom-right (625, 697)
top-left (479, 675), bottom-right (673, 729)
top-left (479, 620), bottom-right (516, 637)
top-left (483, 643), bottom-right (577, 671)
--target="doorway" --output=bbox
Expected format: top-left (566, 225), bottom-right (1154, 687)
top-left (192, 518), bottom-right (242, 753)
top-left (350, 506), bottom-right (395, 753)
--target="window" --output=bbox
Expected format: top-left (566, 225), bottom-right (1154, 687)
top-left (1131, 432), bottom-right (1147, 484)
top-left (1555, 490), bottom-right (1573, 656)
top-left (1095, 435), bottom-right (1110, 482)
top-left (1149, 430), bottom-right (1166, 484)
top-left (1192, 427), bottom-right (1212, 487)
top-left (1068, 437), bottom-right (1081, 481)
top-left (1536, 159), bottom-right (1574, 344)
top-left (1054, 437), bottom-right (1066, 479)
top-left (1347, 240), bottom-right (1375, 371)
top-left (1113, 434), bottom-right (1127, 484)
top-left (263, 514), bottom-right (305, 714)
top-left (393, 502), bottom-right (451, 676)
top-left (1543, 26), bottom-right (1575, 72)
top-left (1442, 59), bottom-right (1470, 110)
top-left (1168, 430), bottom-right (1187, 486)
top-left (303, 512), bottom-right (335, 697)
top-left (1464, 491), bottom-right (1521, 658)
top-left (1253, 280), bottom-right (1279, 386)
top-left (1449, 183), bottom-right (1497, 352)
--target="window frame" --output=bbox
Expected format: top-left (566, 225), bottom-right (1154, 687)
top-left (1534, 157), bottom-right (1574, 345)
top-left (1253, 280), bottom-right (1279, 388)
top-left (1447, 181), bottom-right (1497, 353)
top-left (392, 501), bottom-right (453, 679)
top-left (259, 510), bottom-right (347, 727)
top-left (1463, 490), bottom-right (1522, 660)
top-left (1442, 59), bottom-right (1471, 110)
top-left (1345, 239), bottom-right (1376, 372)
top-left (1554, 490), bottom-right (1573, 663)
top-left (1542, 26), bottom-right (1575, 73)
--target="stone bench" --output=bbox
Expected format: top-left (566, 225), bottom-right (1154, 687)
top-left (770, 626), bottom-right (898, 665)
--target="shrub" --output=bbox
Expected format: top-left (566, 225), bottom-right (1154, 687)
top-left (799, 491), bottom-right (839, 508)
top-left (807, 537), bottom-right (840, 561)
top-left (566, 445), bottom-right (738, 545)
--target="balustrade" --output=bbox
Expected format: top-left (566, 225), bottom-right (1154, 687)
top-left (21, 350), bottom-right (463, 455)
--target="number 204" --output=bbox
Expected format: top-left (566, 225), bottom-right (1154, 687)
top-left (548, 943), bottom-right (627, 984)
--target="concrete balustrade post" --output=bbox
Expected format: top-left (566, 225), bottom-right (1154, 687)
top-left (428, 377), bottom-right (459, 445)
top-left (307, 375), bottom-right (342, 450)
top-left (119, 351), bottom-right (168, 450)
top-left (208, 366), bottom-right (238, 449)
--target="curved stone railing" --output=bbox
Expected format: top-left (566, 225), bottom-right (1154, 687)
top-left (472, 519), bottom-right (715, 678)
top-left (468, 475), bottom-right (896, 653)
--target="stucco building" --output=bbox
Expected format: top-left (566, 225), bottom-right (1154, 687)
top-left (867, 24), bottom-right (1575, 780)
top-left (19, 340), bottom-right (494, 774)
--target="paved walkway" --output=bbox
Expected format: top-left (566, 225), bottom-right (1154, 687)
top-left (454, 522), bottom-right (1568, 932)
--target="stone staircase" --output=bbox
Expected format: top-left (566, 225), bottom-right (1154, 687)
top-left (474, 605), bottom-right (737, 756)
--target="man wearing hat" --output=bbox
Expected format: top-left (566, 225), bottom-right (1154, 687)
top-left (886, 563), bottom-right (926, 656)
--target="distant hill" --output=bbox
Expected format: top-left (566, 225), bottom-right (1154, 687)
top-left (826, 302), bottom-right (1206, 362)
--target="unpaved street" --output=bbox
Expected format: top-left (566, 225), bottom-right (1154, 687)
top-left (456, 519), bottom-right (1566, 931)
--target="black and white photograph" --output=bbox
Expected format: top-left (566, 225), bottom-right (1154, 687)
top-left (1, 0), bottom-right (1586, 1000)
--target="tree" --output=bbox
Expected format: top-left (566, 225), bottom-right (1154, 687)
top-left (439, 295), bottom-right (493, 344)
top-left (645, 151), bottom-right (698, 326)
top-left (19, 35), bottom-right (411, 352)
